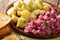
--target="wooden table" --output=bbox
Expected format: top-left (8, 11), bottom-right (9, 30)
top-left (0, 0), bottom-right (60, 40)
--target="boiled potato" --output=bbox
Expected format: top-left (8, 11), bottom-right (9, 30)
top-left (31, 14), bottom-right (37, 19)
top-left (43, 2), bottom-right (51, 6)
top-left (36, 4), bottom-right (43, 10)
top-left (12, 14), bottom-right (18, 23)
top-left (14, 0), bottom-right (25, 7)
top-left (14, 1), bottom-right (20, 7)
top-left (31, 9), bottom-right (45, 19)
top-left (30, 0), bottom-right (43, 10)
top-left (23, 0), bottom-right (34, 7)
top-left (34, 0), bottom-right (40, 4)
top-left (43, 2), bottom-right (51, 11)
top-left (23, 0), bottom-right (31, 5)
top-left (21, 5), bottom-right (27, 10)
top-left (34, 0), bottom-right (43, 9)
top-left (17, 17), bottom-right (27, 28)
top-left (32, 9), bottom-right (45, 16)
top-left (17, 11), bottom-right (21, 16)
top-left (19, 0), bottom-right (25, 6)
top-left (20, 10), bottom-right (31, 20)
top-left (21, 5), bottom-right (31, 11)
top-left (26, 6), bottom-right (32, 11)
top-left (7, 7), bottom-right (16, 16)
top-left (16, 7), bottom-right (21, 11)
top-left (38, 0), bottom-right (43, 4)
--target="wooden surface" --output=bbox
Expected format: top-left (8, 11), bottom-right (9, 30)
top-left (0, 0), bottom-right (60, 40)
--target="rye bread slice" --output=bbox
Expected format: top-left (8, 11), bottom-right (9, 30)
top-left (0, 12), bottom-right (11, 29)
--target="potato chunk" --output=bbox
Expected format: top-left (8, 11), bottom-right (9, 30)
top-left (20, 10), bottom-right (31, 20)
top-left (14, 1), bottom-right (20, 7)
top-left (12, 15), bottom-right (18, 23)
top-left (16, 7), bottom-right (21, 11)
top-left (17, 17), bottom-right (27, 28)
top-left (43, 2), bottom-right (51, 11)
top-left (32, 9), bottom-right (45, 16)
top-left (7, 7), bottom-right (16, 16)
top-left (14, 0), bottom-right (25, 7)
top-left (17, 11), bottom-right (21, 16)
top-left (21, 5), bottom-right (31, 11)
top-left (23, 0), bottom-right (34, 7)
top-left (31, 14), bottom-right (37, 19)
top-left (33, 0), bottom-right (43, 9)
top-left (38, 0), bottom-right (43, 4)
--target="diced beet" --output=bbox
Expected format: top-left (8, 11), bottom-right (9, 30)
top-left (38, 27), bottom-right (42, 30)
top-left (34, 20), bottom-right (40, 26)
top-left (43, 15), bottom-right (49, 20)
top-left (57, 26), bottom-right (60, 32)
top-left (32, 29), bottom-right (37, 35)
top-left (36, 30), bottom-right (40, 34)
top-left (46, 28), bottom-right (52, 35)
top-left (52, 30), bottom-right (58, 35)
top-left (38, 15), bottom-right (44, 20)
top-left (50, 7), bottom-right (55, 14)
top-left (45, 12), bottom-right (50, 16)
top-left (24, 29), bottom-right (29, 33)
top-left (50, 18), bottom-right (56, 22)
top-left (57, 15), bottom-right (60, 21)
top-left (46, 21), bottom-right (51, 27)
top-left (24, 27), bottom-right (32, 32)
top-left (39, 31), bottom-right (46, 36)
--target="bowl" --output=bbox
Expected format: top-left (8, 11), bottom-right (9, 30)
top-left (5, 1), bottom-right (60, 39)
